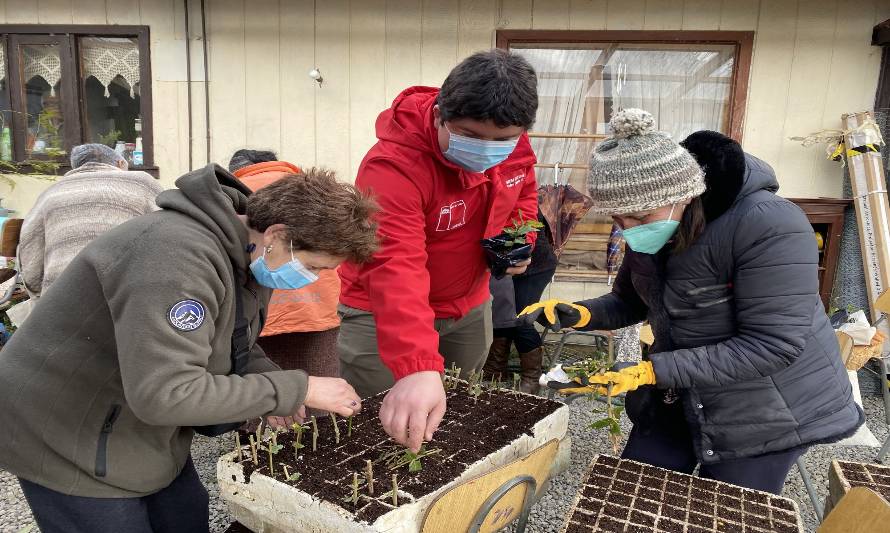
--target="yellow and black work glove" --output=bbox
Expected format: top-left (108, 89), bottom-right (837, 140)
top-left (556, 361), bottom-right (657, 397)
top-left (517, 299), bottom-right (591, 332)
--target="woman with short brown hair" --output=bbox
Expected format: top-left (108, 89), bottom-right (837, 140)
top-left (0, 163), bottom-right (378, 533)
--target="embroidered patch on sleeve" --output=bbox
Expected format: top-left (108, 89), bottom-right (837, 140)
top-left (168, 299), bottom-right (206, 331)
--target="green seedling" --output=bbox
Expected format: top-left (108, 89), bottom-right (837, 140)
top-left (311, 415), bottom-right (319, 452)
top-left (588, 384), bottom-right (623, 454)
top-left (467, 371), bottom-right (484, 401)
top-left (342, 472), bottom-right (367, 505)
top-left (381, 445), bottom-right (442, 473)
top-left (513, 373), bottom-right (521, 392)
top-left (391, 475), bottom-right (399, 506)
top-left (365, 459), bottom-right (375, 495)
top-left (330, 413), bottom-right (340, 444)
top-left (347, 416), bottom-right (354, 438)
top-left (283, 465), bottom-right (301, 482)
top-left (503, 209), bottom-right (544, 246)
top-left (267, 433), bottom-right (284, 475)
top-left (248, 434), bottom-right (259, 465)
top-left (292, 422), bottom-right (307, 451)
top-left (234, 433), bottom-right (243, 462)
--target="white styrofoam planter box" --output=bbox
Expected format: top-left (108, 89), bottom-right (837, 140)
top-left (218, 399), bottom-right (570, 533)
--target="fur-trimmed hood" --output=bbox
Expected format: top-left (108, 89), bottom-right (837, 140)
top-left (680, 130), bottom-right (779, 223)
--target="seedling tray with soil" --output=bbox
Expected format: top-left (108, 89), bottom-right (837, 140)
top-left (826, 459), bottom-right (890, 515)
top-left (561, 455), bottom-right (805, 533)
top-left (218, 381), bottom-right (570, 532)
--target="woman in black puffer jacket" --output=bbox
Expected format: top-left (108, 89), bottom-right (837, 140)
top-left (519, 109), bottom-right (863, 493)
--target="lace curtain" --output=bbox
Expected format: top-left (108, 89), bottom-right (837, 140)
top-left (0, 39), bottom-right (139, 98)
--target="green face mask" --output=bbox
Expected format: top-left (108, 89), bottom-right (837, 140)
top-left (621, 204), bottom-right (679, 254)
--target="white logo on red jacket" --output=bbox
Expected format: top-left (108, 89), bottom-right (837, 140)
top-left (436, 200), bottom-right (467, 231)
top-left (505, 173), bottom-right (525, 188)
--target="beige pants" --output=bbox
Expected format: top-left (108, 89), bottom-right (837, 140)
top-left (337, 300), bottom-right (493, 398)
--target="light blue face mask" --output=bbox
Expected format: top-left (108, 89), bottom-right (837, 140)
top-left (442, 124), bottom-right (519, 173)
top-left (250, 242), bottom-right (320, 290)
top-left (621, 204), bottom-right (680, 254)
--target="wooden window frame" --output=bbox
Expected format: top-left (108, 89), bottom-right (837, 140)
top-left (496, 30), bottom-right (754, 142)
top-left (0, 24), bottom-right (154, 175)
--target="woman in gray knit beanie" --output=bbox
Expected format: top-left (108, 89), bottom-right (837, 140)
top-left (519, 111), bottom-right (860, 494)
top-left (587, 108), bottom-right (705, 253)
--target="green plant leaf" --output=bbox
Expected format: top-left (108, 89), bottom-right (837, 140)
top-left (408, 459), bottom-right (422, 473)
top-left (590, 419), bottom-right (612, 430)
top-left (268, 443), bottom-right (284, 454)
top-left (609, 420), bottom-right (622, 435)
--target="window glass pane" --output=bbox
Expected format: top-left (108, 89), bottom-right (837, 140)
top-left (0, 44), bottom-right (12, 161)
top-left (21, 44), bottom-right (64, 157)
top-left (512, 41), bottom-right (737, 278)
top-left (515, 43), bottom-right (736, 181)
top-left (79, 37), bottom-right (141, 164)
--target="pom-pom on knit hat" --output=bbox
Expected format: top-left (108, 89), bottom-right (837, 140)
top-left (586, 108), bottom-right (705, 215)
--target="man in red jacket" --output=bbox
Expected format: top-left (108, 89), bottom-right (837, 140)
top-left (338, 49), bottom-right (539, 452)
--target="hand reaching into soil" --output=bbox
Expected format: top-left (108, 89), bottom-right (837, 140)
top-left (379, 371), bottom-right (447, 453)
top-left (266, 406), bottom-right (307, 430)
top-left (505, 258), bottom-right (532, 276)
top-left (304, 377), bottom-right (362, 417)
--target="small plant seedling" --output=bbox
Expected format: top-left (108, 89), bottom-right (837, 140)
top-left (502, 210), bottom-right (544, 247)
top-left (330, 413), bottom-right (340, 444)
top-left (282, 465), bottom-right (301, 482)
top-left (381, 445), bottom-right (442, 473)
top-left (467, 371), bottom-right (484, 401)
top-left (513, 373), bottom-right (521, 392)
top-left (489, 372), bottom-right (499, 391)
top-left (365, 459), bottom-right (375, 495)
top-left (266, 438), bottom-right (284, 475)
top-left (292, 422), bottom-right (307, 451)
top-left (234, 433), bottom-right (243, 462)
top-left (248, 434), bottom-right (259, 465)
top-left (311, 415), bottom-right (319, 452)
top-left (351, 472), bottom-right (360, 505)
top-left (347, 416), bottom-right (354, 438)
top-left (256, 420), bottom-right (265, 443)
top-left (588, 384), bottom-right (623, 454)
top-left (391, 474), bottom-right (399, 506)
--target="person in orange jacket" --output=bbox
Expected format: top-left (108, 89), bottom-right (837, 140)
top-left (230, 149), bottom-right (342, 379)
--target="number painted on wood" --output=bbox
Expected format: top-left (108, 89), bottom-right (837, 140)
top-left (490, 506), bottom-right (516, 524)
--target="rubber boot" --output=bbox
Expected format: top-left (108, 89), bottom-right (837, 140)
top-left (483, 337), bottom-right (511, 382)
top-left (519, 346), bottom-right (544, 394)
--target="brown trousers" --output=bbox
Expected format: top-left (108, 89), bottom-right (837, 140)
top-left (337, 300), bottom-right (493, 398)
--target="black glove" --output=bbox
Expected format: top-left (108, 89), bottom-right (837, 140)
top-left (517, 299), bottom-right (590, 332)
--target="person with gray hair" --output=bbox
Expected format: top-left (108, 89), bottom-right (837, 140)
top-left (69, 143), bottom-right (128, 170)
top-left (18, 143), bottom-right (164, 298)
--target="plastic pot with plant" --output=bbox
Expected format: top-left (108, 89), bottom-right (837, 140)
top-left (481, 210), bottom-right (544, 279)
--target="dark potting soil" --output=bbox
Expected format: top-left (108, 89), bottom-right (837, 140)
top-left (232, 383), bottom-right (561, 524)
top-left (836, 460), bottom-right (890, 510)
top-left (563, 455), bottom-right (803, 532)
top-left (222, 522), bottom-right (253, 533)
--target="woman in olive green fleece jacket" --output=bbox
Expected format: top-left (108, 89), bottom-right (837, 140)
top-left (0, 164), bottom-right (378, 533)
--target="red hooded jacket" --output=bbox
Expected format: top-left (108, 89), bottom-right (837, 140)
top-left (338, 87), bottom-right (538, 380)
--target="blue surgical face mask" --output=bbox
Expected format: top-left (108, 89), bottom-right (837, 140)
top-left (250, 243), bottom-right (320, 290)
top-left (621, 204), bottom-right (680, 254)
top-left (442, 123), bottom-right (519, 173)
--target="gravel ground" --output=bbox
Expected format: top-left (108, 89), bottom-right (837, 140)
top-left (2, 395), bottom-right (888, 533)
